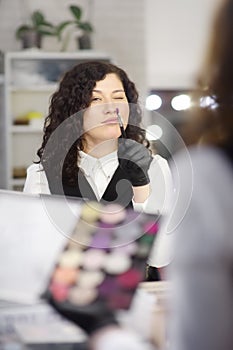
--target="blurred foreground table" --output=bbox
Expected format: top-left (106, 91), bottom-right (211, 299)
top-left (0, 300), bottom-right (87, 349)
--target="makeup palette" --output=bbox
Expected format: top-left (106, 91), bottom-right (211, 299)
top-left (46, 202), bottom-right (159, 312)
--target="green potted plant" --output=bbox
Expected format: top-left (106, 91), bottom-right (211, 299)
top-left (60, 5), bottom-right (94, 50)
top-left (16, 10), bottom-right (58, 49)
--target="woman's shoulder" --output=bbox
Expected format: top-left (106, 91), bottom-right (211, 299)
top-left (26, 163), bottom-right (44, 173)
top-left (152, 154), bottom-right (168, 164)
top-left (150, 154), bottom-right (171, 172)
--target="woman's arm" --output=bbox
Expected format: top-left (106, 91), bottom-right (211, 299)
top-left (132, 183), bottom-right (151, 203)
top-left (133, 155), bottom-right (173, 215)
top-left (144, 155), bottom-right (173, 214)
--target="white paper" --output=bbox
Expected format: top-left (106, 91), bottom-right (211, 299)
top-left (0, 191), bottom-right (82, 303)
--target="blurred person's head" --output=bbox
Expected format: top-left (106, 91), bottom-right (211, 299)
top-left (184, 0), bottom-right (233, 150)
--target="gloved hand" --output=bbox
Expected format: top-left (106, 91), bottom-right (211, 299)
top-left (44, 290), bottom-right (118, 335)
top-left (118, 138), bottom-right (153, 187)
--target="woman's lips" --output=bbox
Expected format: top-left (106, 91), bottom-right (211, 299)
top-left (101, 117), bottom-right (119, 124)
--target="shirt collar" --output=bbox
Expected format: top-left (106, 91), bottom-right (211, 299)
top-left (79, 150), bottom-right (118, 177)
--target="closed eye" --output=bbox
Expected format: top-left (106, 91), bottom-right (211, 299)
top-left (91, 97), bottom-right (102, 102)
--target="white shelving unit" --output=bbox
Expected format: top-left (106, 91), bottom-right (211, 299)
top-left (0, 73), bottom-right (6, 189)
top-left (4, 51), bottom-right (112, 190)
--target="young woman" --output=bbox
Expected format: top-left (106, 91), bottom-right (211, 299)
top-left (24, 61), bottom-right (172, 214)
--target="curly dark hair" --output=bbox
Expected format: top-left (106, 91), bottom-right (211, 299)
top-left (183, 0), bottom-right (233, 153)
top-left (36, 60), bottom-right (149, 186)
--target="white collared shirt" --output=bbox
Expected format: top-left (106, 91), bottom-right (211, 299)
top-left (24, 153), bottom-right (173, 267)
top-left (24, 153), bottom-right (173, 216)
top-left (78, 150), bottom-right (119, 201)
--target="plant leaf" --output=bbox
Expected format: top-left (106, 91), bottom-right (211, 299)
top-left (32, 10), bottom-right (45, 26)
top-left (70, 5), bottom-right (82, 20)
top-left (38, 29), bottom-right (55, 36)
top-left (15, 25), bottom-right (31, 38)
top-left (42, 21), bottom-right (54, 28)
top-left (57, 21), bottom-right (72, 32)
top-left (56, 21), bottom-right (72, 39)
top-left (78, 22), bottom-right (93, 32)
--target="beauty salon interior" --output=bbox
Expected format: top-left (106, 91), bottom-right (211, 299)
top-left (0, 1), bottom-right (231, 350)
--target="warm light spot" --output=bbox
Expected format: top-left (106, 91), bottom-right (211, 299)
top-left (146, 124), bottom-right (163, 140)
top-left (171, 94), bottom-right (191, 111)
top-left (146, 94), bottom-right (162, 110)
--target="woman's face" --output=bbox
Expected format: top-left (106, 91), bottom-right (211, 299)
top-left (82, 73), bottom-right (129, 146)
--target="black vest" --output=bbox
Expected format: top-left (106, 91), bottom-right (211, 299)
top-left (45, 165), bottom-right (133, 209)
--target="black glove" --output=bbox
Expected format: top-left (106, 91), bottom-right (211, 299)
top-left (44, 290), bottom-right (118, 335)
top-left (118, 138), bottom-right (153, 187)
top-left (146, 265), bottom-right (161, 281)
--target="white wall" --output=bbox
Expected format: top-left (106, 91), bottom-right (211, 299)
top-left (145, 0), bottom-right (221, 89)
top-left (0, 0), bottom-right (89, 52)
top-left (0, 0), bottom-right (225, 188)
top-left (0, 0), bottom-right (222, 95)
top-left (93, 0), bottom-right (146, 99)
top-left (0, 0), bottom-right (146, 97)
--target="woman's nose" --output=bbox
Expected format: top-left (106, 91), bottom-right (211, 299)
top-left (102, 101), bottom-right (117, 114)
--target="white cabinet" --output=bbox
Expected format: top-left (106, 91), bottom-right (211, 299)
top-left (4, 51), bottom-right (112, 190)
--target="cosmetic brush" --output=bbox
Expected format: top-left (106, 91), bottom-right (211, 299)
top-left (116, 108), bottom-right (127, 138)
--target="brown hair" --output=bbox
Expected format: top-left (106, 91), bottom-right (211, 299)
top-left (36, 61), bottom-right (149, 185)
top-left (183, 0), bottom-right (233, 149)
